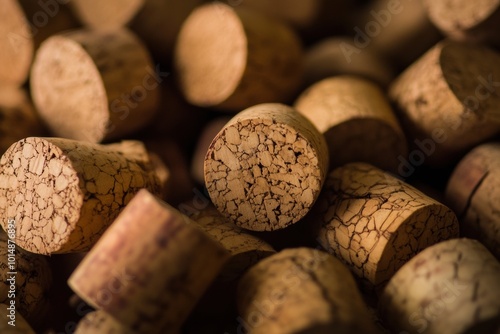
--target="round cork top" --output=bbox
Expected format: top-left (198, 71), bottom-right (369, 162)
top-left (204, 103), bottom-right (328, 232)
top-left (71, 0), bottom-right (145, 30)
top-left (175, 3), bottom-right (248, 107)
top-left (30, 33), bottom-right (109, 143)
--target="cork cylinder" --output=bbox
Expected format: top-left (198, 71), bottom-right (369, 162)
top-left (389, 40), bottom-right (500, 166)
top-left (0, 235), bottom-right (52, 327)
top-left (237, 248), bottom-right (380, 334)
top-left (70, 0), bottom-right (143, 31)
top-left (175, 3), bottom-right (303, 111)
top-left (204, 103), bottom-right (329, 232)
top-left (74, 310), bottom-right (133, 334)
top-left (422, 0), bottom-right (500, 47)
top-left (315, 163), bottom-right (459, 293)
top-left (30, 28), bottom-right (160, 143)
top-left (0, 137), bottom-right (162, 255)
top-left (446, 143), bottom-right (500, 259)
top-left (379, 238), bottom-right (500, 334)
top-left (239, 0), bottom-right (321, 28)
top-left (0, 304), bottom-right (36, 334)
top-left (68, 189), bottom-right (229, 334)
top-left (295, 76), bottom-right (407, 172)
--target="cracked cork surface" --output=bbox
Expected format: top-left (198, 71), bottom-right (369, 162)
top-left (0, 303), bottom-right (35, 333)
top-left (0, 137), bottom-right (162, 255)
top-left (237, 248), bottom-right (380, 334)
top-left (204, 103), bottom-right (329, 232)
top-left (0, 234), bottom-right (52, 327)
top-left (75, 310), bottom-right (134, 334)
top-left (379, 238), bottom-right (500, 334)
top-left (295, 75), bottom-right (407, 172)
top-left (315, 163), bottom-right (459, 293)
top-left (68, 190), bottom-right (229, 334)
top-left (389, 40), bottom-right (500, 166)
top-left (446, 143), bottom-right (500, 259)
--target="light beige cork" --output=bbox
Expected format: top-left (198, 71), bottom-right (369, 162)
top-left (237, 248), bottom-right (380, 334)
top-left (175, 3), bottom-right (303, 111)
top-left (74, 310), bottom-right (133, 334)
top-left (0, 137), bottom-right (162, 255)
top-left (0, 235), bottom-right (52, 327)
top-left (0, 87), bottom-right (44, 155)
top-left (70, 0), bottom-right (144, 31)
top-left (30, 28), bottom-right (159, 143)
top-left (0, 303), bottom-right (36, 334)
top-left (315, 163), bottom-right (459, 293)
top-left (389, 40), bottom-right (500, 166)
top-left (295, 76), bottom-right (407, 172)
top-left (68, 189), bottom-right (229, 334)
top-left (446, 143), bottom-right (500, 259)
top-left (204, 103), bottom-right (329, 232)
top-left (379, 238), bottom-right (500, 334)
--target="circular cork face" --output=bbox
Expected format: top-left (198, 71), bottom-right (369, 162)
top-left (31, 35), bottom-right (109, 143)
top-left (0, 0), bottom-right (34, 85)
top-left (205, 117), bottom-right (324, 231)
top-left (175, 4), bottom-right (247, 107)
top-left (71, 0), bottom-right (144, 30)
top-left (0, 138), bottom-right (83, 254)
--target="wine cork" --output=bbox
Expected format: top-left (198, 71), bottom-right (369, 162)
top-left (237, 248), bottom-right (380, 334)
top-left (68, 189), bottom-right (229, 334)
top-left (294, 76), bottom-right (408, 173)
top-left (0, 234), bottom-right (52, 327)
top-left (175, 3), bottom-right (303, 111)
top-left (0, 137), bottom-right (162, 254)
top-left (0, 87), bottom-right (44, 155)
top-left (74, 310), bottom-right (133, 334)
top-left (204, 103), bottom-right (329, 231)
top-left (315, 163), bottom-right (459, 293)
top-left (70, 0), bottom-right (143, 31)
top-left (389, 40), bottom-right (500, 166)
top-left (0, 303), bottom-right (36, 334)
top-left (30, 28), bottom-right (159, 143)
top-left (422, 0), bottom-right (500, 46)
top-left (304, 38), bottom-right (394, 88)
top-left (239, 0), bottom-right (321, 28)
top-left (446, 143), bottom-right (500, 259)
top-left (379, 238), bottom-right (500, 334)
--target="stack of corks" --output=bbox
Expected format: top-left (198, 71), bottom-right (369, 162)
top-left (1, 1), bottom-right (500, 333)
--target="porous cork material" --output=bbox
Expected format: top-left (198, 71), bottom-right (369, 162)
top-left (74, 310), bottom-right (133, 334)
top-left (204, 103), bottom-right (329, 232)
top-left (70, 0), bottom-right (144, 30)
top-left (0, 303), bottom-right (35, 334)
top-left (446, 143), bottom-right (500, 259)
top-left (237, 248), bottom-right (380, 334)
top-left (315, 163), bottom-right (459, 293)
top-left (68, 190), bottom-right (229, 334)
top-left (0, 137), bottom-right (162, 255)
top-left (379, 238), bottom-right (500, 334)
top-left (295, 76), bottom-right (407, 172)
top-left (30, 29), bottom-right (159, 143)
top-left (389, 40), bottom-right (500, 166)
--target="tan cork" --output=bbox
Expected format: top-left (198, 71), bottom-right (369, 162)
top-left (70, 0), bottom-right (144, 31)
top-left (0, 137), bottom-right (162, 255)
top-left (379, 238), bottom-right (500, 334)
top-left (240, 0), bottom-right (321, 28)
top-left (30, 28), bottom-right (159, 143)
top-left (0, 303), bottom-right (36, 334)
top-left (204, 103), bottom-right (329, 232)
top-left (74, 310), bottom-right (133, 334)
top-left (295, 76), bottom-right (407, 173)
top-left (315, 163), bottom-right (459, 293)
top-left (68, 189), bottom-right (229, 334)
top-left (175, 3), bottom-right (303, 111)
top-left (237, 248), bottom-right (380, 334)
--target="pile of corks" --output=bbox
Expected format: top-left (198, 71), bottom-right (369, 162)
top-left (1, 0), bottom-right (500, 333)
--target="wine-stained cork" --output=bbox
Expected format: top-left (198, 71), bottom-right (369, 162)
top-left (30, 29), bottom-right (159, 143)
top-left (423, 0), bottom-right (500, 47)
top-left (0, 137), bottom-right (162, 254)
top-left (379, 239), bottom-right (500, 334)
top-left (295, 76), bottom-right (407, 172)
top-left (75, 310), bottom-right (133, 334)
top-left (304, 38), bottom-right (394, 88)
top-left (446, 143), bottom-right (500, 259)
top-left (0, 235), bottom-right (52, 327)
top-left (68, 189), bottom-right (229, 334)
top-left (175, 3), bottom-right (303, 111)
top-left (315, 163), bottom-right (459, 293)
top-left (70, 0), bottom-right (143, 31)
top-left (204, 103), bottom-right (329, 231)
top-left (0, 87), bottom-right (44, 155)
top-left (389, 40), bottom-right (500, 166)
top-left (237, 248), bottom-right (380, 334)
top-left (0, 303), bottom-right (36, 334)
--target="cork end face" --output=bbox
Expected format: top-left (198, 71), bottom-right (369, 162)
top-left (31, 35), bottom-right (109, 143)
top-left (71, 0), bottom-right (145, 30)
top-left (0, 137), bottom-right (83, 254)
top-left (175, 3), bottom-right (247, 107)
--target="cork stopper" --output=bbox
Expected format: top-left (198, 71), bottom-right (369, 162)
top-left (0, 304), bottom-right (36, 334)
top-left (240, 0), bottom-right (321, 28)
top-left (75, 310), bottom-right (133, 334)
top-left (0, 137), bottom-right (162, 254)
top-left (204, 103), bottom-right (329, 231)
top-left (70, 0), bottom-right (144, 30)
